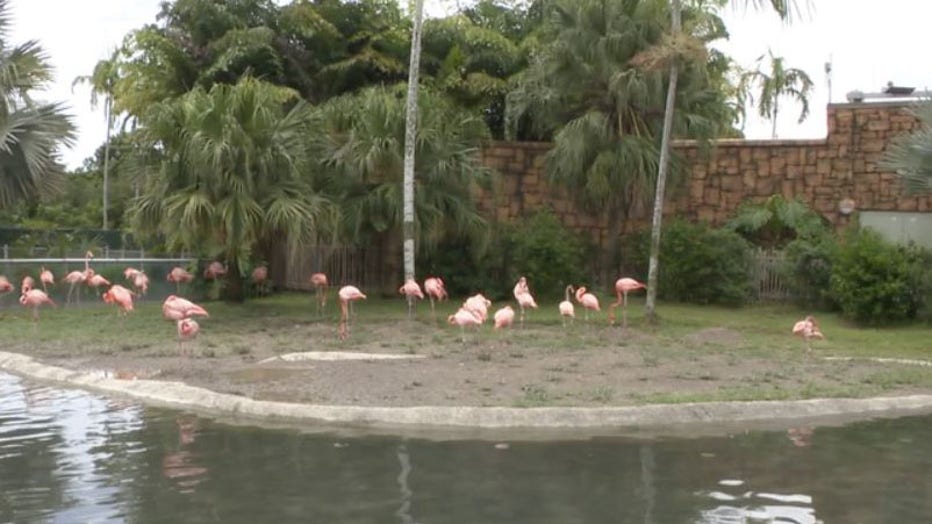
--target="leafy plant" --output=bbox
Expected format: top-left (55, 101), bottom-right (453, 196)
top-left (782, 231), bottom-right (838, 309)
top-left (727, 194), bottom-right (828, 248)
top-left (508, 210), bottom-right (587, 299)
top-left (829, 228), bottom-right (928, 325)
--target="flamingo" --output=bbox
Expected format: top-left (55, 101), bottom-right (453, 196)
top-left (424, 277), bottom-right (447, 318)
top-left (558, 285), bottom-right (576, 327)
top-left (162, 295), bottom-right (209, 322)
top-left (448, 306), bottom-right (483, 342)
top-left (132, 271), bottom-right (149, 297)
top-left (167, 267), bottom-right (194, 294)
top-left (176, 318), bottom-right (201, 357)
top-left (609, 277), bottom-right (646, 328)
top-left (463, 293), bottom-right (492, 322)
top-left (310, 273), bottom-right (328, 316)
top-left (513, 277), bottom-right (537, 326)
top-left (63, 269), bottom-right (87, 304)
top-left (20, 289), bottom-right (55, 322)
top-left (124, 267), bottom-right (142, 280)
top-left (338, 285), bottom-right (367, 340)
top-left (21, 275), bottom-right (34, 294)
top-left (204, 261), bottom-right (227, 280)
top-left (792, 315), bottom-right (824, 353)
top-left (87, 274), bottom-right (111, 297)
top-left (398, 278), bottom-right (424, 319)
top-left (103, 284), bottom-right (136, 318)
top-left (0, 276), bottom-right (13, 295)
top-left (575, 286), bottom-right (600, 322)
top-left (39, 267), bottom-right (54, 292)
top-left (493, 305), bottom-right (516, 330)
top-left (252, 265), bottom-right (269, 296)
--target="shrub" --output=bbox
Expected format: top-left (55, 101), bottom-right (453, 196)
top-left (621, 220), bottom-right (752, 305)
top-left (829, 228), bottom-right (927, 325)
top-left (422, 224), bottom-right (513, 300)
top-left (509, 210), bottom-right (587, 299)
top-left (783, 232), bottom-right (838, 309)
top-left (727, 194), bottom-right (829, 249)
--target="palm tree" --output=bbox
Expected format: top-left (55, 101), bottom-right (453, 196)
top-left (129, 77), bottom-right (329, 301)
top-left (883, 101), bottom-right (932, 193)
top-left (644, 0), bottom-right (800, 323)
top-left (740, 49), bottom-right (813, 138)
top-left (312, 85), bottom-right (491, 286)
top-left (403, 0), bottom-right (425, 287)
top-left (73, 49), bottom-right (121, 229)
top-left (0, 0), bottom-right (75, 208)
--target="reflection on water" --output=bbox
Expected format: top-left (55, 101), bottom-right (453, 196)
top-left (1, 371), bottom-right (932, 522)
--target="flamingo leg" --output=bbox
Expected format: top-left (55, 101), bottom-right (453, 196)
top-left (429, 297), bottom-right (436, 321)
top-left (622, 292), bottom-right (629, 330)
top-left (460, 325), bottom-right (466, 344)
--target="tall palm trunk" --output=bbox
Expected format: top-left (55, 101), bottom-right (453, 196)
top-left (771, 100), bottom-right (779, 138)
top-left (102, 96), bottom-right (113, 229)
top-left (402, 0), bottom-right (424, 283)
top-left (644, 0), bottom-right (681, 323)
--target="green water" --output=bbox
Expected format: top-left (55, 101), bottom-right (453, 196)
top-left (1, 372), bottom-right (930, 523)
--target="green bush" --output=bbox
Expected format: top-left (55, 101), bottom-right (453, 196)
top-left (622, 220), bottom-right (752, 305)
top-left (783, 232), bottom-right (838, 309)
top-left (829, 228), bottom-right (927, 325)
top-left (422, 226), bottom-right (512, 300)
top-left (509, 210), bottom-right (587, 298)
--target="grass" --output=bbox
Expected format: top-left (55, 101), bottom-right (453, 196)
top-left (0, 291), bottom-right (930, 407)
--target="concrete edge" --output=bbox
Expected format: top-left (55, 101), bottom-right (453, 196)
top-left (4, 350), bottom-right (932, 438)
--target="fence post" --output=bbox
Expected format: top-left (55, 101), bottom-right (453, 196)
top-left (2, 244), bottom-right (6, 259)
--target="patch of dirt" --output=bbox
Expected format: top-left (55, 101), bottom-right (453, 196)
top-left (683, 327), bottom-right (746, 347)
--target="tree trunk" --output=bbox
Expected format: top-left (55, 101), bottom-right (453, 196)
top-left (771, 100), bottom-right (779, 138)
top-left (224, 257), bottom-right (246, 303)
top-left (102, 97), bottom-right (113, 230)
top-left (402, 0), bottom-right (424, 283)
top-left (644, 0), bottom-right (681, 323)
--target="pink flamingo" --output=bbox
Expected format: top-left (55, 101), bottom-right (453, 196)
top-left (20, 289), bottom-right (55, 322)
top-left (252, 265), bottom-right (269, 296)
top-left (558, 285), bottom-right (575, 327)
top-left (513, 277), bottom-right (537, 326)
top-left (124, 267), bottom-right (142, 280)
top-left (310, 272), bottom-right (329, 316)
top-left (423, 276), bottom-right (447, 318)
top-left (448, 306), bottom-right (483, 342)
top-left (167, 267), bottom-right (194, 294)
top-left (21, 275), bottom-right (34, 294)
top-left (132, 271), bottom-right (149, 297)
top-left (162, 295), bottom-right (209, 322)
top-left (463, 293), bottom-right (492, 322)
top-left (575, 286), bottom-right (600, 322)
top-left (493, 305), bottom-right (515, 330)
top-left (204, 261), bottom-right (227, 280)
top-left (87, 274), bottom-right (111, 297)
top-left (398, 278), bottom-right (424, 318)
top-left (63, 270), bottom-right (87, 304)
top-left (792, 315), bottom-right (824, 353)
top-left (176, 318), bottom-right (201, 357)
top-left (39, 267), bottom-right (54, 292)
top-left (103, 284), bottom-right (136, 318)
top-left (338, 285), bottom-right (366, 340)
top-left (609, 277), bottom-right (646, 328)
top-left (0, 275), bottom-right (13, 295)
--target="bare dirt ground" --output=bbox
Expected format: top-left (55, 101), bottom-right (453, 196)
top-left (30, 315), bottom-right (932, 408)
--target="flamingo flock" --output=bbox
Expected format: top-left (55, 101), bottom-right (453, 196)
top-left (0, 256), bottom-right (823, 353)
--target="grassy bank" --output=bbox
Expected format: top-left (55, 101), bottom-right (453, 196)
top-left (0, 292), bottom-right (930, 407)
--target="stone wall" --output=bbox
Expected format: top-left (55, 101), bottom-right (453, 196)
top-left (478, 101), bottom-right (930, 248)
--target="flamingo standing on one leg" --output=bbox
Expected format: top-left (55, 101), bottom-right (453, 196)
top-left (792, 315), bottom-right (824, 353)
top-left (162, 295), bottom-right (209, 322)
top-left (448, 306), bottom-right (483, 343)
top-left (463, 293), bottom-right (492, 323)
top-left (423, 277), bottom-right (447, 319)
top-left (338, 285), bottom-right (367, 340)
top-left (609, 277), bottom-right (646, 328)
top-left (575, 286), bottom-right (600, 323)
top-left (558, 285), bottom-right (576, 328)
top-left (167, 267), bottom-right (194, 294)
top-left (398, 278), bottom-right (424, 319)
top-left (203, 261), bottom-right (227, 280)
top-left (20, 289), bottom-right (55, 322)
top-left (310, 273), bottom-right (328, 316)
top-left (132, 271), bottom-right (149, 298)
top-left (0, 276), bottom-right (13, 300)
top-left (39, 267), bottom-right (54, 292)
top-left (87, 274), bottom-right (111, 297)
top-left (103, 284), bottom-right (136, 321)
top-left (251, 265), bottom-right (269, 296)
top-left (513, 277), bottom-right (537, 327)
top-left (21, 275), bottom-right (34, 294)
top-left (493, 305), bottom-right (515, 330)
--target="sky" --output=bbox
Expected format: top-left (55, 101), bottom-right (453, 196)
top-left (8, 0), bottom-right (932, 170)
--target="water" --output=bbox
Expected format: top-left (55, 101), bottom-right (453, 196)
top-left (1, 371), bottom-right (931, 523)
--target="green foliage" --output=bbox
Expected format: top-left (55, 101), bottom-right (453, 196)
top-left (509, 210), bottom-right (587, 298)
top-left (882, 101), bottom-right (932, 193)
top-left (727, 194), bottom-right (828, 248)
top-left (829, 228), bottom-right (928, 325)
top-left (624, 220), bottom-right (752, 305)
top-left (782, 231), bottom-right (838, 309)
top-left (422, 225), bottom-right (512, 300)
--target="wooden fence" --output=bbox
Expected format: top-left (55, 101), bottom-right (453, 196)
top-left (285, 245), bottom-right (380, 291)
top-left (749, 248), bottom-right (792, 302)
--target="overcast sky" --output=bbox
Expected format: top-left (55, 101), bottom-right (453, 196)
top-left (8, 0), bottom-right (932, 169)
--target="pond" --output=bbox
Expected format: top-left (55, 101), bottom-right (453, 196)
top-left (1, 371), bottom-right (930, 523)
